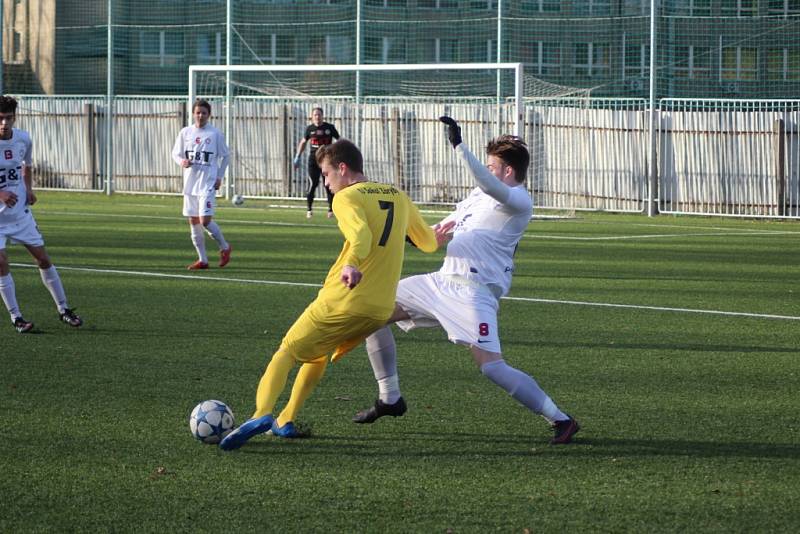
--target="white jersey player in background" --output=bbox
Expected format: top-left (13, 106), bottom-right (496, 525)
top-left (0, 95), bottom-right (82, 333)
top-left (353, 116), bottom-right (580, 445)
top-left (172, 99), bottom-right (232, 270)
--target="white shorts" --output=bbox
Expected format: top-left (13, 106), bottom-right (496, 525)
top-left (395, 272), bottom-right (502, 353)
top-left (182, 191), bottom-right (216, 217)
top-left (0, 210), bottom-right (44, 249)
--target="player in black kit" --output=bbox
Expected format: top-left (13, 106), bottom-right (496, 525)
top-left (293, 107), bottom-right (340, 218)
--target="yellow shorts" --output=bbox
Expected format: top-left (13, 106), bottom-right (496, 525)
top-left (280, 300), bottom-right (388, 364)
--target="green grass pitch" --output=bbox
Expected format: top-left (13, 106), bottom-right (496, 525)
top-left (3, 192), bottom-right (800, 532)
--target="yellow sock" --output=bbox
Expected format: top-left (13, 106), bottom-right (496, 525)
top-left (277, 355), bottom-right (328, 427)
top-left (252, 348), bottom-right (295, 419)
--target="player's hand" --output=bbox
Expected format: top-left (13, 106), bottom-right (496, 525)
top-left (293, 155), bottom-right (301, 168)
top-left (181, 159), bottom-right (192, 168)
top-left (0, 190), bottom-right (18, 207)
top-left (26, 190), bottom-right (37, 206)
top-left (439, 116), bottom-right (462, 148)
top-left (213, 179), bottom-right (221, 191)
top-left (433, 220), bottom-right (456, 247)
top-left (340, 265), bottom-right (363, 289)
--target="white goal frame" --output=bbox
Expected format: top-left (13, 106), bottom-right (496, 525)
top-left (188, 62), bottom-right (523, 199)
top-left (189, 62), bottom-right (524, 131)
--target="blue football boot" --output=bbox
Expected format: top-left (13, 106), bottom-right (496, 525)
top-left (219, 414), bottom-right (274, 451)
top-left (270, 419), bottom-right (306, 439)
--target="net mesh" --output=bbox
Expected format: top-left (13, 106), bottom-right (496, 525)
top-left (3, 2), bottom-right (798, 99)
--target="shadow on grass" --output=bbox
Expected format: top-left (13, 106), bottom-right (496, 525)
top-left (232, 432), bottom-right (800, 460)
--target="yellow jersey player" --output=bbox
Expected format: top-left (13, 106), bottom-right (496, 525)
top-left (220, 139), bottom-right (453, 449)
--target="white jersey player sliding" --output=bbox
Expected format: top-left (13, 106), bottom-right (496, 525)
top-left (172, 99), bottom-right (232, 270)
top-left (353, 116), bottom-right (580, 445)
top-left (0, 95), bottom-right (83, 333)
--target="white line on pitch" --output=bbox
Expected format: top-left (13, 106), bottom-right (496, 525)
top-left (11, 263), bottom-right (320, 288)
top-left (525, 230), bottom-right (800, 241)
top-left (12, 263), bottom-right (799, 321)
top-left (36, 209), bottom-right (799, 240)
top-left (502, 295), bottom-right (800, 321)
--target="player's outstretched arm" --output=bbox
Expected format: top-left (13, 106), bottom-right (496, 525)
top-left (440, 116), bottom-right (512, 205)
top-left (406, 201), bottom-right (439, 253)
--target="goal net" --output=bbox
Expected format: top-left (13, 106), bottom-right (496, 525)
top-left (188, 63), bottom-right (589, 207)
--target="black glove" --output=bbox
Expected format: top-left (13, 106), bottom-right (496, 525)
top-left (439, 116), bottom-right (462, 148)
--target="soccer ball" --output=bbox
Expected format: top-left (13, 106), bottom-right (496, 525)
top-left (189, 400), bottom-right (235, 444)
top-left (231, 194), bottom-right (244, 206)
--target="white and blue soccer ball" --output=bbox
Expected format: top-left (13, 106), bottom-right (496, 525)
top-left (231, 194), bottom-right (244, 207)
top-left (189, 400), bottom-right (235, 444)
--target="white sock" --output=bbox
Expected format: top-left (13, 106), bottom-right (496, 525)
top-left (204, 221), bottom-right (228, 251)
top-left (190, 224), bottom-right (208, 263)
top-left (0, 273), bottom-right (21, 320)
top-left (366, 326), bottom-right (401, 403)
top-left (377, 375), bottom-right (401, 405)
top-left (480, 360), bottom-right (568, 424)
top-left (39, 266), bottom-right (69, 313)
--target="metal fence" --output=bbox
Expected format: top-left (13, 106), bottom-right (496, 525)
top-left (16, 95), bottom-right (800, 218)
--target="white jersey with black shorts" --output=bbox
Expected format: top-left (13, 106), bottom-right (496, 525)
top-left (0, 128), bottom-right (43, 249)
top-left (395, 142), bottom-right (533, 354)
top-left (171, 124), bottom-right (229, 217)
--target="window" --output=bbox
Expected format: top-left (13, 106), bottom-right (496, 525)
top-left (572, 0), bottom-right (612, 15)
top-left (418, 0), bottom-right (458, 7)
top-left (197, 33), bottom-right (223, 64)
top-left (521, 0), bottom-right (561, 12)
top-left (767, 48), bottom-right (800, 80)
top-left (140, 31), bottom-right (184, 67)
top-left (622, 0), bottom-right (648, 15)
top-left (523, 41), bottom-right (561, 76)
top-left (671, 0), bottom-right (711, 16)
top-left (768, 0), bottom-right (800, 16)
top-left (489, 39), bottom-right (511, 62)
top-left (12, 32), bottom-right (23, 62)
top-left (574, 43), bottom-right (610, 77)
top-left (364, 36), bottom-right (407, 63)
top-left (421, 38), bottom-right (458, 63)
top-left (720, 0), bottom-right (756, 16)
top-left (624, 42), bottom-right (649, 79)
top-left (469, 0), bottom-right (499, 9)
top-left (673, 46), bottom-right (712, 78)
top-left (256, 34), bottom-right (296, 64)
top-left (417, 0), bottom-right (458, 9)
top-left (720, 46), bottom-right (757, 80)
top-left (463, 40), bottom-right (492, 63)
top-left (327, 35), bottom-right (353, 63)
top-left (366, 0), bottom-right (408, 6)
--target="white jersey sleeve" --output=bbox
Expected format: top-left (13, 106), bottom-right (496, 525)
top-left (215, 130), bottom-right (229, 179)
top-left (172, 128), bottom-right (188, 166)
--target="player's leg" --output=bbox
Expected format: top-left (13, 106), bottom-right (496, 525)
top-left (0, 245), bottom-right (32, 332)
top-left (24, 242), bottom-right (82, 327)
top-left (306, 161), bottom-right (321, 217)
top-left (354, 275), bottom-right (440, 424)
top-left (273, 309), bottom-right (385, 436)
top-left (273, 355), bottom-right (328, 435)
top-left (472, 344), bottom-right (578, 444)
top-left (184, 196), bottom-right (209, 269)
top-left (220, 303), bottom-right (328, 449)
top-left (199, 193), bottom-right (231, 267)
